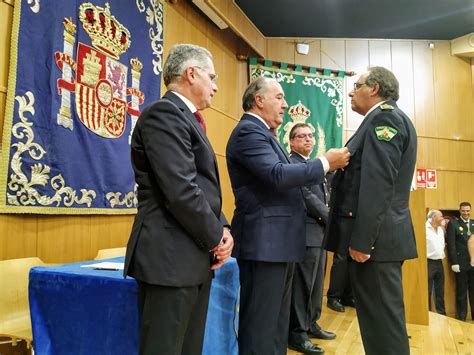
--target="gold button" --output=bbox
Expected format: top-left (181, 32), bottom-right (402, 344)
top-left (349, 212), bottom-right (353, 216)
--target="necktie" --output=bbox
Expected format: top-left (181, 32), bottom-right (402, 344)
top-left (193, 111), bottom-right (206, 134)
top-left (269, 128), bottom-right (276, 137)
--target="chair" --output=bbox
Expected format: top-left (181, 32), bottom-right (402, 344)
top-left (94, 247), bottom-right (126, 260)
top-left (0, 257), bottom-right (45, 350)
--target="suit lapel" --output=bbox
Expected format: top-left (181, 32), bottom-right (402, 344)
top-left (243, 115), bottom-right (291, 163)
top-left (164, 92), bottom-right (213, 148)
top-left (163, 92), bottom-right (221, 192)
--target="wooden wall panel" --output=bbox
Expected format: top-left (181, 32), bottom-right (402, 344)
top-left (89, 215), bottom-right (133, 256)
top-left (320, 39), bottom-right (345, 71)
top-left (0, 214), bottom-right (37, 260)
top-left (216, 154), bottom-right (234, 221)
top-left (36, 216), bottom-right (92, 263)
top-left (0, 92), bottom-right (5, 139)
top-left (0, 2), bottom-right (13, 90)
top-left (433, 41), bottom-right (459, 140)
top-left (295, 39), bottom-right (321, 68)
top-left (412, 41), bottom-right (435, 134)
top-left (266, 38), bottom-right (295, 64)
top-left (403, 189), bottom-right (429, 325)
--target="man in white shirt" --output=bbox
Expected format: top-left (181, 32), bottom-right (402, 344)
top-left (426, 210), bottom-right (446, 315)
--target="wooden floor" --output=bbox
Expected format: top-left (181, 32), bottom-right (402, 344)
top-left (287, 300), bottom-right (474, 354)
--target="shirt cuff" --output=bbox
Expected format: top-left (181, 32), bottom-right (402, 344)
top-left (319, 156), bottom-right (330, 174)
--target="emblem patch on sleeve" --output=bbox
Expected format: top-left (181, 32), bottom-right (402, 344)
top-left (375, 126), bottom-right (397, 141)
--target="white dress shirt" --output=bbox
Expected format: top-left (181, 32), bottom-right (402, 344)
top-left (426, 220), bottom-right (445, 260)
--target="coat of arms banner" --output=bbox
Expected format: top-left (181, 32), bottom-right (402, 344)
top-left (249, 59), bottom-right (344, 157)
top-left (0, 0), bottom-right (164, 214)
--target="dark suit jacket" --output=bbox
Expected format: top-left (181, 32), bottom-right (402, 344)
top-left (446, 218), bottom-right (474, 271)
top-left (124, 91), bottom-right (227, 287)
top-left (226, 114), bottom-right (325, 262)
top-left (290, 152), bottom-right (329, 248)
top-left (325, 101), bottom-right (418, 262)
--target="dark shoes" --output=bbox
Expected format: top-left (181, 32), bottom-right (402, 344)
top-left (308, 328), bottom-right (336, 340)
top-left (327, 298), bottom-right (345, 312)
top-left (288, 340), bottom-right (324, 354)
top-left (341, 298), bottom-right (356, 308)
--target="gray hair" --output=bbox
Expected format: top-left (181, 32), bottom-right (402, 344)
top-left (427, 210), bottom-right (441, 220)
top-left (242, 77), bottom-right (274, 111)
top-left (365, 66), bottom-right (399, 101)
top-left (163, 44), bottom-right (213, 87)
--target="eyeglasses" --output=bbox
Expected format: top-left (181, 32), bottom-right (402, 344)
top-left (353, 82), bottom-right (367, 90)
top-left (293, 133), bottom-right (314, 139)
top-left (193, 66), bottom-right (218, 83)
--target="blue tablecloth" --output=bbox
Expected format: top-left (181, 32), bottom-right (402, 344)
top-left (29, 257), bottom-right (239, 355)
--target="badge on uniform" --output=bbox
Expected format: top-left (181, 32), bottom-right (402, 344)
top-left (380, 103), bottom-right (394, 111)
top-left (375, 126), bottom-right (397, 141)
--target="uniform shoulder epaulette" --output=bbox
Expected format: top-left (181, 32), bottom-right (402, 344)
top-left (380, 103), bottom-right (394, 111)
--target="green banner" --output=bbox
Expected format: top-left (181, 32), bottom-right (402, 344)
top-left (249, 63), bottom-right (344, 157)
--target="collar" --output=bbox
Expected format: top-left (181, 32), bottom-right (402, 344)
top-left (246, 112), bottom-right (270, 130)
top-left (171, 91), bottom-right (197, 114)
top-left (292, 151), bottom-right (309, 160)
top-left (461, 218), bottom-right (470, 224)
top-left (364, 100), bottom-right (387, 118)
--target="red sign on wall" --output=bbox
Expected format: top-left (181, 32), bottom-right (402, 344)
top-left (426, 169), bottom-right (437, 189)
top-left (416, 169), bottom-right (426, 189)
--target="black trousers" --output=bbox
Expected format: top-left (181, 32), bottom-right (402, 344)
top-left (137, 275), bottom-right (212, 355)
top-left (327, 252), bottom-right (353, 302)
top-left (454, 269), bottom-right (474, 320)
top-left (349, 260), bottom-right (410, 355)
top-left (237, 260), bottom-right (294, 355)
top-left (427, 259), bottom-right (446, 315)
top-left (288, 247), bottom-right (326, 343)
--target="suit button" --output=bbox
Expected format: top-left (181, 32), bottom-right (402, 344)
top-left (348, 212), bottom-right (353, 216)
top-left (371, 246), bottom-right (375, 250)
top-left (318, 217), bottom-right (322, 221)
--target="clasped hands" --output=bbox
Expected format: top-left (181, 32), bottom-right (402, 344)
top-left (210, 227), bottom-right (234, 270)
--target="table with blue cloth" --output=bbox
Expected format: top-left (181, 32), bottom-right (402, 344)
top-left (29, 257), bottom-right (239, 355)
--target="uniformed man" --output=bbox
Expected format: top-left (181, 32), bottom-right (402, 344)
top-left (446, 201), bottom-right (474, 321)
top-left (324, 66), bottom-right (418, 355)
top-left (287, 123), bottom-right (336, 354)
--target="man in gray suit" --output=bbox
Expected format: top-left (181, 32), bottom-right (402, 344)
top-left (124, 44), bottom-right (233, 354)
top-left (288, 123), bottom-right (336, 354)
top-left (325, 67), bottom-right (418, 355)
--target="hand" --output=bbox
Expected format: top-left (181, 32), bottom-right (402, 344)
top-left (451, 264), bottom-right (460, 273)
top-left (325, 147), bottom-right (350, 171)
top-left (349, 247), bottom-right (370, 263)
top-left (211, 228), bottom-right (234, 270)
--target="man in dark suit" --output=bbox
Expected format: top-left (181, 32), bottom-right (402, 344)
top-left (287, 123), bottom-right (336, 354)
top-left (446, 201), bottom-right (474, 321)
top-left (324, 67), bottom-right (418, 355)
top-left (226, 76), bottom-right (350, 355)
top-left (326, 253), bottom-right (354, 312)
top-left (124, 44), bottom-right (234, 354)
